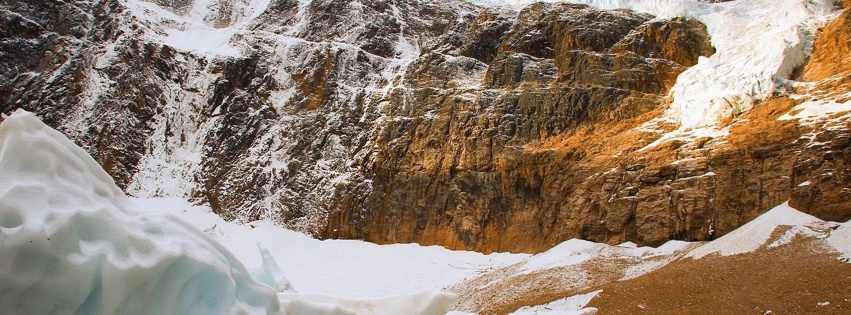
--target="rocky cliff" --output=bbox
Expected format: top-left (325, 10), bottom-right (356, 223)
top-left (2, 0), bottom-right (849, 253)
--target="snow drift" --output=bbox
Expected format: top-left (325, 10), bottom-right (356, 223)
top-left (0, 109), bottom-right (281, 314)
top-left (0, 110), bottom-right (459, 315)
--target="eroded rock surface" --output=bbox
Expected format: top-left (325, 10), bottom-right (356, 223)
top-left (2, 0), bottom-right (850, 253)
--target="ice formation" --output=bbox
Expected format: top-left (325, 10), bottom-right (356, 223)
top-left (0, 110), bottom-right (282, 314)
top-left (0, 110), bottom-right (460, 315)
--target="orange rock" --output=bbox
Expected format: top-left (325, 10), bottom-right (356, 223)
top-left (803, 8), bottom-right (851, 81)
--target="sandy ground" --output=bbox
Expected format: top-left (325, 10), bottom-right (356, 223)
top-left (450, 236), bottom-right (851, 315)
top-left (588, 239), bottom-right (851, 314)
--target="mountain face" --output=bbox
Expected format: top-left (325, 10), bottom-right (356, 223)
top-left (2, 0), bottom-right (850, 253)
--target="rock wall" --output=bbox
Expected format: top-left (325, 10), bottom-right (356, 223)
top-left (2, 0), bottom-right (850, 253)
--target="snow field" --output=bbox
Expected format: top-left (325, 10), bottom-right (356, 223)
top-left (132, 197), bottom-right (528, 300)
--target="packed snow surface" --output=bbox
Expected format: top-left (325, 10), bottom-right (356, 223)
top-left (0, 110), bottom-right (508, 315)
top-left (133, 197), bottom-right (528, 300)
top-left (507, 290), bottom-right (601, 315)
top-left (687, 202), bottom-right (834, 259)
top-left (520, 238), bottom-right (690, 273)
top-left (468, 0), bottom-right (837, 129)
top-left (827, 221), bottom-right (851, 262)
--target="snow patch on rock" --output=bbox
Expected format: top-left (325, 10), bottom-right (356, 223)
top-left (0, 110), bottom-right (471, 315)
top-left (520, 238), bottom-right (692, 274)
top-left (827, 221), bottom-right (851, 262)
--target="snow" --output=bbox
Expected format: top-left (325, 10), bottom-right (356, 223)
top-left (133, 197), bottom-right (528, 300)
top-left (687, 202), bottom-right (831, 259)
top-left (0, 110), bottom-right (280, 314)
top-left (161, 26), bottom-right (242, 57)
top-left (778, 95), bottom-right (851, 122)
top-left (122, 0), bottom-right (262, 57)
top-left (507, 290), bottom-right (601, 315)
top-left (0, 110), bottom-right (505, 315)
top-left (520, 238), bottom-right (691, 274)
top-left (519, 239), bottom-right (605, 272)
top-left (278, 291), bottom-right (458, 315)
top-left (827, 221), bottom-right (851, 262)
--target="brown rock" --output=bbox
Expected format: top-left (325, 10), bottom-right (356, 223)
top-left (498, 3), bottom-right (651, 58)
top-left (610, 17), bottom-right (715, 67)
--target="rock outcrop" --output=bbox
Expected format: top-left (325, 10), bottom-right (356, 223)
top-left (2, 0), bottom-right (850, 253)
top-left (803, 7), bottom-right (851, 81)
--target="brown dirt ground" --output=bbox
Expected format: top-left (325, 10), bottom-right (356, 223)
top-left (448, 248), bottom-right (693, 315)
top-left (588, 240), bottom-right (851, 314)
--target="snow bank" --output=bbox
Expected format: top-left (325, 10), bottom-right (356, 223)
top-left (279, 291), bottom-right (458, 315)
top-left (687, 202), bottom-right (830, 259)
top-left (467, 0), bottom-right (837, 129)
top-left (520, 238), bottom-right (691, 273)
top-left (0, 110), bottom-right (280, 314)
top-left (507, 290), bottom-right (601, 315)
top-left (133, 197), bottom-right (529, 300)
top-left (0, 110), bottom-right (465, 315)
top-left (827, 221), bottom-right (851, 262)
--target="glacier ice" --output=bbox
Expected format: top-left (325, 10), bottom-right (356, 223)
top-left (0, 110), bottom-right (458, 315)
top-left (0, 109), bottom-right (282, 314)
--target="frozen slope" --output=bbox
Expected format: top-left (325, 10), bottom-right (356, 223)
top-left (0, 110), bottom-right (469, 315)
top-left (0, 110), bottom-right (281, 315)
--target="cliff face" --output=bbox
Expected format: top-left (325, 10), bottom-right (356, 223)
top-left (325, 3), bottom-right (720, 252)
top-left (2, 0), bottom-right (849, 253)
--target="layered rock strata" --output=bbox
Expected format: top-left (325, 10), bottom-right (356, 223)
top-left (2, 0), bottom-right (849, 253)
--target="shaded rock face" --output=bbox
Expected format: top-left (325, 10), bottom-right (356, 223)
top-left (610, 17), bottom-right (715, 67)
top-left (0, 0), bottom-right (164, 187)
top-left (3, 0), bottom-right (849, 253)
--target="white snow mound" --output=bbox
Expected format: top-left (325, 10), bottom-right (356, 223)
top-left (520, 238), bottom-right (691, 273)
top-left (0, 109), bottom-right (282, 314)
top-left (687, 202), bottom-right (831, 259)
